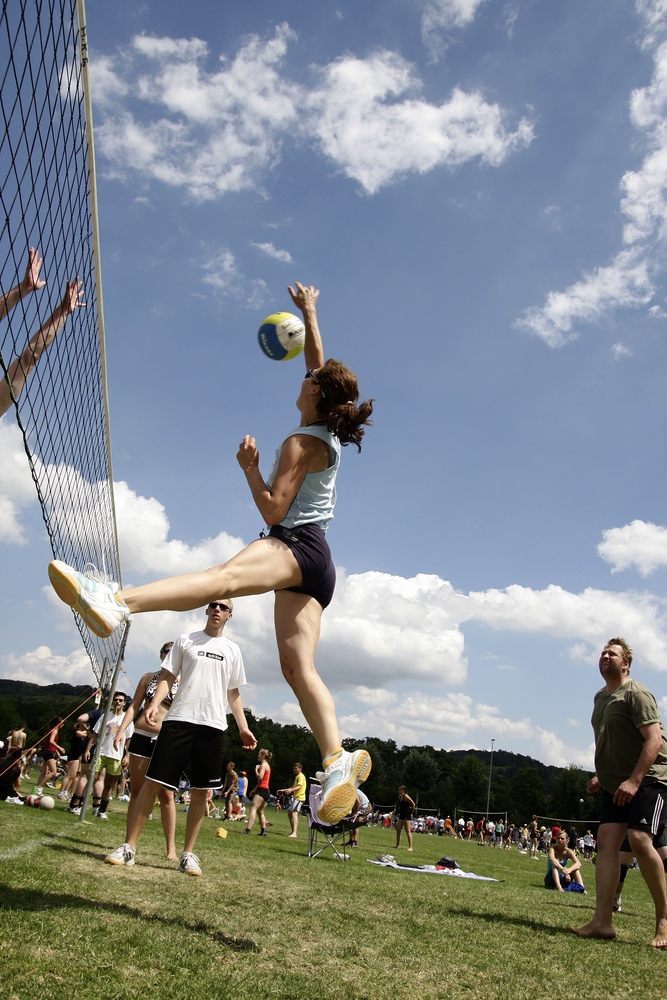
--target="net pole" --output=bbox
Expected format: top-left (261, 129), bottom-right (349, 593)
top-left (74, 0), bottom-right (122, 588)
top-left (79, 620), bottom-right (131, 822)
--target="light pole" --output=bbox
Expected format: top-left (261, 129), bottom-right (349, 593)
top-left (485, 738), bottom-right (495, 821)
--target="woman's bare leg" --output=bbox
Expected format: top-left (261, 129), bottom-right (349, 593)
top-left (274, 590), bottom-right (340, 760)
top-left (126, 755), bottom-right (150, 842)
top-left (121, 538), bottom-right (302, 613)
top-left (157, 787), bottom-right (177, 860)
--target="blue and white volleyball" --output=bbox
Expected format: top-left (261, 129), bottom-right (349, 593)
top-left (258, 312), bottom-right (305, 361)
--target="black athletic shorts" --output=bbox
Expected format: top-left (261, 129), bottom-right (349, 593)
top-left (269, 523), bottom-right (336, 609)
top-left (253, 786), bottom-right (270, 802)
top-left (600, 783), bottom-right (666, 835)
top-left (145, 720), bottom-right (225, 790)
top-left (43, 751), bottom-right (59, 762)
top-left (128, 731), bottom-right (157, 759)
top-left (621, 828), bottom-right (667, 852)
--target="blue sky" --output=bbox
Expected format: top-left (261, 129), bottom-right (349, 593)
top-left (3, 0), bottom-right (667, 768)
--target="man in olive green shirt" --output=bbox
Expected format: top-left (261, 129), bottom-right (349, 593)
top-left (571, 638), bottom-right (667, 948)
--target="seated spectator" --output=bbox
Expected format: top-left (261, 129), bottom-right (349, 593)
top-left (0, 748), bottom-right (25, 802)
top-left (545, 830), bottom-right (586, 892)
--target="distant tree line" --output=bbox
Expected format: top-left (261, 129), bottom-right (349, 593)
top-left (1, 680), bottom-right (596, 823)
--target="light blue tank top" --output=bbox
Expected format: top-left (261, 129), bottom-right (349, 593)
top-left (267, 425), bottom-right (340, 531)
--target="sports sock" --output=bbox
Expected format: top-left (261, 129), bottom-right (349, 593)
top-left (619, 864), bottom-right (628, 883)
top-left (99, 798), bottom-right (110, 814)
top-left (322, 748), bottom-right (343, 769)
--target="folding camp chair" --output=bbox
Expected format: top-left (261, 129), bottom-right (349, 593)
top-left (306, 780), bottom-right (356, 860)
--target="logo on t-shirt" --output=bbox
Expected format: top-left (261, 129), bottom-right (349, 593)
top-left (197, 651), bottom-right (225, 662)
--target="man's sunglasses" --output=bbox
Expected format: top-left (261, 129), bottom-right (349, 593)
top-left (208, 602), bottom-right (231, 613)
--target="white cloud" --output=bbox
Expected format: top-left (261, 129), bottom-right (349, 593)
top-left (598, 519), bottom-right (667, 576)
top-left (516, 8), bottom-right (667, 346)
top-left (93, 25), bottom-right (531, 200)
top-left (421, 0), bottom-right (489, 59)
top-left (251, 242), bottom-right (293, 263)
top-left (308, 53), bottom-right (533, 194)
top-left (201, 249), bottom-right (269, 307)
top-left (611, 342), bottom-right (633, 359)
top-left (0, 418), bottom-right (39, 544)
top-left (88, 54), bottom-right (129, 106)
top-left (338, 689), bottom-right (594, 767)
top-left (1, 644), bottom-right (93, 685)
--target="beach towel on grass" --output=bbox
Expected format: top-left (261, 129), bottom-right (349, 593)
top-left (367, 858), bottom-right (499, 881)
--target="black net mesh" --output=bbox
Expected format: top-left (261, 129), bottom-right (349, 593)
top-left (0, 0), bottom-right (122, 688)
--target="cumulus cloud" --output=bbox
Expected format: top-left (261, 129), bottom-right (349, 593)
top-left (517, 6), bottom-right (667, 346)
top-left (1, 644), bottom-right (94, 685)
top-left (307, 53), bottom-right (533, 194)
top-left (92, 24), bottom-right (531, 199)
top-left (337, 689), bottom-right (594, 767)
top-left (0, 418), bottom-right (39, 544)
top-left (598, 519), bottom-right (667, 576)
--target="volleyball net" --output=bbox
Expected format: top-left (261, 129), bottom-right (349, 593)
top-left (0, 0), bottom-right (123, 689)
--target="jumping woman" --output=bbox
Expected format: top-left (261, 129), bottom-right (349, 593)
top-left (48, 282), bottom-right (373, 824)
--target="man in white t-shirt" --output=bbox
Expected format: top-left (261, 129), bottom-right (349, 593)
top-left (84, 691), bottom-right (133, 821)
top-left (105, 599), bottom-right (256, 875)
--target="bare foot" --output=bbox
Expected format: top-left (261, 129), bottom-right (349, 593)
top-left (167, 852), bottom-right (178, 862)
top-left (407, 848), bottom-right (413, 853)
top-left (651, 917), bottom-right (667, 948)
top-left (287, 833), bottom-right (297, 839)
top-left (569, 921), bottom-right (615, 940)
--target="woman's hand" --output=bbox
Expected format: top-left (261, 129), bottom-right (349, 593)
top-left (288, 282), bottom-right (319, 315)
top-left (237, 436), bottom-right (259, 473)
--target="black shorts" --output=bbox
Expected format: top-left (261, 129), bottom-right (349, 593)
top-left (253, 786), bottom-right (270, 802)
top-left (128, 731), bottom-right (158, 759)
top-left (146, 720), bottom-right (225, 790)
top-left (621, 828), bottom-right (667, 852)
top-left (43, 751), bottom-right (59, 762)
top-left (269, 523), bottom-right (336, 609)
top-left (600, 783), bottom-right (666, 835)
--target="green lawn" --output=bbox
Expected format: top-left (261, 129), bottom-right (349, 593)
top-left (0, 783), bottom-right (665, 1000)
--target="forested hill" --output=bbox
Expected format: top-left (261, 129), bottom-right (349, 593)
top-left (1, 680), bottom-right (594, 823)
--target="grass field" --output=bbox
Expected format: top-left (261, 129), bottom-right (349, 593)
top-left (0, 785), bottom-right (665, 1000)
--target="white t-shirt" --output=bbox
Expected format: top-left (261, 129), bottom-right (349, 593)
top-left (163, 629), bottom-right (246, 731)
top-left (94, 712), bottom-right (134, 760)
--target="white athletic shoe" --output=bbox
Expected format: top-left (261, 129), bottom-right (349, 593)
top-left (68, 806), bottom-right (82, 816)
top-left (96, 811), bottom-right (109, 821)
top-left (5, 796), bottom-right (24, 805)
top-left (179, 852), bottom-right (202, 876)
top-left (316, 748), bottom-right (372, 825)
top-left (48, 560), bottom-right (129, 639)
top-left (105, 843), bottom-right (136, 867)
top-left (57, 791), bottom-right (68, 800)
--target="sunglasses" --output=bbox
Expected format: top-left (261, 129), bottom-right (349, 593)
top-left (208, 602), bottom-right (231, 613)
top-left (160, 647), bottom-right (172, 656)
top-left (305, 369), bottom-right (321, 385)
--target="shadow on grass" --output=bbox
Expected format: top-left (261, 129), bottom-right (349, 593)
top-left (0, 883), bottom-right (260, 952)
top-left (40, 832), bottom-right (176, 870)
top-left (444, 904), bottom-right (632, 943)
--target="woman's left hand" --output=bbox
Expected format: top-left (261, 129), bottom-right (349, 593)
top-left (237, 435), bottom-right (259, 473)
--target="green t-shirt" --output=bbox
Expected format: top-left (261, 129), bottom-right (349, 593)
top-left (592, 678), bottom-right (667, 793)
top-left (293, 771), bottom-right (307, 803)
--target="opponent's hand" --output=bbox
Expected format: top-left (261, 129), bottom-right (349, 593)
top-left (287, 282), bottom-right (319, 314)
top-left (236, 435), bottom-right (259, 473)
top-left (61, 278), bottom-right (85, 315)
top-left (21, 247), bottom-right (46, 295)
top-left (239, 727), bottom-right (257, 750)
top-left (613, 778), bottom-right (639, 806)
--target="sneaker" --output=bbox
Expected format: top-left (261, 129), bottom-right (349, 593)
top-left (105, 843), bottom-right (135, 867)
top-left (316, 749), bottom-right (372, 825)
top-left (179, 852), bottom-right (202, 876)
top-left (96, 811), bottom-right (109, 821)
top-left (32, 785), bottom-right (43, 796)
top-left (57, 792), bottom-right (69, 800)
top-left (242, 828), bottom-right (252, 835)
top-left (259, 829), bottom-right (267, 837)
top-left (613, 896), bottom-right (622, 913)
top-left (349, 841), bottom-right (359, 848)
top-left (48, 560), bottom-right (129, 639)
top-left (147, 812), bottom-right (153, 821)
top-left (68, 806), bottom-right (81, 816)
top-left (5, 796), bottom-right (24, 805)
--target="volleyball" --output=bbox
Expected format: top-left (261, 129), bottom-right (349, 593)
top-left (39, 794), bottom-right (55, 810)
top-left (26, 794), bottom-right (40, 807)
top-left (258, 312), bottom-right (305, 361)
